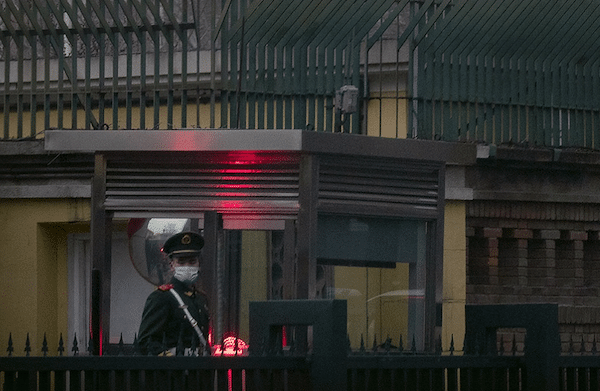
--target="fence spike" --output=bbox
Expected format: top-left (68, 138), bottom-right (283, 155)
top-left (347, 334), bottom-right (352, 354)
top-left (176, 330), bottom-right (184, 356)
top-left (42, 333), bottom-right (49, 357)
top-left (580, 335), bottom-right (586, 355)
top-left (87, 336), bottom-right (95, 355)
top-left (411, 335), bottom-right (417, 354)
top-left (449, 334), bottom-right (455, 356)
top-left (72, 334), bottom-right (79, 356)
top-left (384, 335), bottom-right (391, 354)
top-left (436, 335), bottom-right (442, 355)
top-left (25, 333), bottom-right (31, 357)
top-left (118, 333), bottom-right (125, 356)
top-left (133, 333), bottom-right (140, 356)
top-left (58, 333), bottom-right (65, 356)
top-left (359, 334), bottom-right (365, 354)
top-left (277, 330), bottom-right (284, 356)
top-left (288, 334), bottom-right (296, 355)
top-left (221, 335), bottom-right (227, 356)
top-left (161, 332), bottom-right (168, 356)
top-left (103, 335), bottom-right (110, 356)
top-left (511, 334), bottom-right (517, 356)
top-left (7, 333), bottom-right (14, 356)
top-left (398, 334), bottom-right (404, 354)
top-left (190, 333), bottom-right (198, 356)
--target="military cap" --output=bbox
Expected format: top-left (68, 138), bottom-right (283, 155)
top-left (162, 231), bottom-right (204, 257)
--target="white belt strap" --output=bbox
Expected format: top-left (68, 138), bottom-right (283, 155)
top-left (168, 288), bottom-right (208, 349)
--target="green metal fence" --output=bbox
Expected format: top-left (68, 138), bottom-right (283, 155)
top-left (1, 0), bottom-right (600, 149)
top-left (0, 0), bottom-right (205, 139)
top-left (409, 0), bottom-right (600, 148)
top-left (0, 0), bottom-right (405, 139)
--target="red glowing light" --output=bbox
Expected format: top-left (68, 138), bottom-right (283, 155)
top-left (213, 336), bottom-right (249, 357)
top-left (282, 325), bottom-right (287, 347)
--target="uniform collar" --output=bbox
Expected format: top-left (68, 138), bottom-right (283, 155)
top-left (170, 277), bottom-right (195, 294)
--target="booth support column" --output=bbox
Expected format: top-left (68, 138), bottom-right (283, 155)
top-left (91, 153), bottom-right (112, 355)
top-left (204, 211), bottom-right (222, 342)
top-left (297, 155), bottom-right (319, 299)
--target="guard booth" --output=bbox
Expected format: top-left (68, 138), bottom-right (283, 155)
top-left (45, 129), bottom-right (473, 355)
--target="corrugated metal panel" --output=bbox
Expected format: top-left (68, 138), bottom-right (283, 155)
top-left (0, 153), bottom-right (93, 181)
top-left (103, 151), bottom-right (301, 216)
top-left (102, 151), bottom-right (443, 219)
top-left (318, 155), bottom-right (442, 217)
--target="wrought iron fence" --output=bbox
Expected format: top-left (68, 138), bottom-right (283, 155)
top-left (4, 329), bottom-right (600, 391)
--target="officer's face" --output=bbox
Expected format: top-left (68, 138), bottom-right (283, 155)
top-left (171, 254), bottom-right (201, 268)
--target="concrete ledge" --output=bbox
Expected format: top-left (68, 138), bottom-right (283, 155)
top-left (0, 140), bottom-right (45, 155)
top-left (0, 185), bottom-right (91, 198)
top-left (478, 144), bottom-right (600, 166)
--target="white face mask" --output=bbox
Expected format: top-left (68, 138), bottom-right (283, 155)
top-left (173, 266), bottom-right (200, 285)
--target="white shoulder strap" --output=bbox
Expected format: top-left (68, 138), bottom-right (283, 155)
top-left (168, 288), bottom-right (208, 350)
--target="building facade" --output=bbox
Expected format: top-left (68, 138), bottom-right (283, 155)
top-left (2, 0), bottom-right (600, 356)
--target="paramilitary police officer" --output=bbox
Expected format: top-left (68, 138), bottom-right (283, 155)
top-left (138, 231), bottom-right (210, 356)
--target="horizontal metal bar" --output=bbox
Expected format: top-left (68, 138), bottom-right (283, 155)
top-left (347, 355), bottom-right (526, 369)
top-left (0, 356), bottom-right (310, 371)
top-left (0, 23), bottom-right (195, 39)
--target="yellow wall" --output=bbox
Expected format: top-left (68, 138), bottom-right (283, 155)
top-left (2, 103), bottom-right (221, 139)
top-left (4, 95), bottom-right (411, 138)
top-left (366, 92), bottom-right (408, 138)
top-left (0, 199), bottom-right (90, 356)
top-left (239, 231), bottom-right (269, 342)
top-left (442, 200), bottom-right (467, 352)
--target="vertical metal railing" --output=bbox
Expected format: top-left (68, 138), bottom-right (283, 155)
top-left (0, 0), bottom-right (202, 139)
top-left (2, 0), bottom-right (599, 149)
top-left (408, 0), bottom-right (600, 149)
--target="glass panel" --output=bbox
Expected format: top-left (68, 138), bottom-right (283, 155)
top-left (126, 216), bottom-right (431, 352)
top-left (321, 217), bottom-right (428, 351)
top-left (317, 216), bottom-right (423, 266)
top-left (334, 265), bottom-right (417, 350)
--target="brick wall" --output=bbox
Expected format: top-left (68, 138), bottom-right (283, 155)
top-left (467, 200), bottom-right (600, 352)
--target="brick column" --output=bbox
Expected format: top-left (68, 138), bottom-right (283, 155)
top-left (528, 230), bottom-right (558, 287)
top-left (584, 231), bottom-right (600, 287)
top-left (556, 230), bottom-right (587, 287)
top-left (467, 227), bottom-right (500, 285)
top-left (499, 229), bottom-right (531, 286)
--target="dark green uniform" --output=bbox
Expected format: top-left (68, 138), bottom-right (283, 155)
top-left (138, 278), bottom-right (210, 355)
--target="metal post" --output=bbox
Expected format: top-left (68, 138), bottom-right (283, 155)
top-left (203, 211), bottom-right (222, 342)
top-left (91, 153), bottom-right (112, 355)
top-left (249, 300), bottom-right (348, 391)
top-left (465, 304), bottom-right (560, 391)
top-left (297, 155), bottom-right (319, 299)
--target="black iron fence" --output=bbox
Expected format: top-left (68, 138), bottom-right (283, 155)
top-left (2, 302), bottom-right (600, 391)
top-left (2, 334), bottom-right (600, 391)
